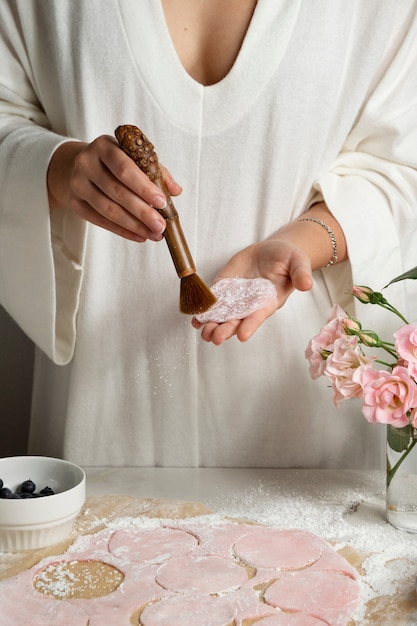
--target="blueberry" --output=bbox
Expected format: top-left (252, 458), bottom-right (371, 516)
top-left (21, 479), bottom-right (36, 494)
top-left (19, 492), bottom-right (33, 499)
top-left (9, 493), bottom-right (21, 499)
top-left (0, 478), bottom-right (3, 489)
top-left (0, 487), bottom-right (12, 498)
top-left (39, 486), bottom-right (54, 496)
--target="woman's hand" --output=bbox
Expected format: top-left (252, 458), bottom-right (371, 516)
top-left (192, 203), bottom-right (347, 345)
top-left (47, 136), bottom-right (182, 242)
top-left (192, 238), bottom-right (313, 345)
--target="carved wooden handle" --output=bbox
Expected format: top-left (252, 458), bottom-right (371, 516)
top-left (115, 124), bottom-right (196, 278)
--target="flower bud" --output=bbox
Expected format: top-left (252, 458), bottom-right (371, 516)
top-left (352, 286), bottom-right (374, 303)
top-left (352, 286), bottom-right (387, 305)
top-left (357, 330), bottom-right (382, 347)
top-left (341, 316), bottom-right (361, 335)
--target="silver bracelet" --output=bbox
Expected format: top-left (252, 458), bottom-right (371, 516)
top-left (297, 217), bottom-right (338, 267)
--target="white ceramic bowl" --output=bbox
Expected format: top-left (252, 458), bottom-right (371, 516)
top-left (0, 456), bottom-right (85, 552)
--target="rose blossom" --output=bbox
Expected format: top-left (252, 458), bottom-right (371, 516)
top-left (324, 336), bottom-right (375, 407)
top-left (359, 365), bottom-right (417, 427)
top-left (394, 324), bottom-right (417, 379)
top-left (305, 305), bottom-right (348, 379)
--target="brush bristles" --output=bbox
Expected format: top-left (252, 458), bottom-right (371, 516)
top-left (179, 273), bottom-right (217, 315)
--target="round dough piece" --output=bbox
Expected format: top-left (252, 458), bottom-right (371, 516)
top-left (156, 554), bottom-right (248, 594)
top-left (140, 594), bottom-right (236, 626)
top-left (233, 529), bottom-right (323, 570)
top-left (264, 570), bottom-right (360, 618)
top-left (108, 527), bottom-right (198, 563)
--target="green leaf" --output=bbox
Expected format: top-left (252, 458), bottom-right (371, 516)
top-left (384, 265), bottom-right (417, 288)
top-left (387, 424), bottom-right (412, 452)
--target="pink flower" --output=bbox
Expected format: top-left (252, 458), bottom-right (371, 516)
top-left (325, 304), bottom-right (348, 325)
top-left (323, 336), bottom-right (375, 407)
top-left (394, 324), bottom-right (417, 379)
top-left (305, 305), bottom-right (348, 379)
top-left (359, 365), bottom-right (417, 427)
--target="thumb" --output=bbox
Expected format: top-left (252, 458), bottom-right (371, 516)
top-left (160, 164), bottom-right (183, 197)
top-left (290, 252), bottom-right (313, 292)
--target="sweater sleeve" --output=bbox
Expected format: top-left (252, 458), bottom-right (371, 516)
top-left (312, 16), bottom-right (417, 328)
top-left (0, 9), bottom-right (87, 365)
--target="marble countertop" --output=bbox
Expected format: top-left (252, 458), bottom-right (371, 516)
top-left (82, 467), bottom-right (393, 537)
top-left (84, 466), bottom-right (384, 510)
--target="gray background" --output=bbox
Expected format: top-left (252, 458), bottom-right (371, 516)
top-left (1, 306), bottom-right (33, 457)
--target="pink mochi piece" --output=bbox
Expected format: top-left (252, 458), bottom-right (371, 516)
top-left (264, 570), bottom-right (361, 626)
top-left (108, 527), bottom-right (198, 563)
top-left (156, 554), bottom-right (248, 594)
top-left (233, 529), bottom-right (323, 570)
top-left (195, 278), bottom-right (277, 323)
top-left (140, 593), bottom-right (237, 626)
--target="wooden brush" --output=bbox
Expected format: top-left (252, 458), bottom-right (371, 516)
top-left (115, 124), bottom-right (217, 315)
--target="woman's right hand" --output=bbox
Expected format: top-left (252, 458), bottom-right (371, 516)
top-left (47, 135), bottom-right (182, 242)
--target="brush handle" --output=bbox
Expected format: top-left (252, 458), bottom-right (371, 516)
top-left (115, 125), bottom-right (196, 278)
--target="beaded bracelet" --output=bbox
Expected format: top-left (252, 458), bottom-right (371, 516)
top-left (297, 217), bottom-right (338, 267)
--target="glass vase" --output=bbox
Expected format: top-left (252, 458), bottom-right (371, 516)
top-left (386, 424), bottom-right (417, 532)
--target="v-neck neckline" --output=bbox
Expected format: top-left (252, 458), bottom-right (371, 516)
top-left (159, 0), bottom-right (259, 88)
top-left (117, 0), bottom-right (301, 134)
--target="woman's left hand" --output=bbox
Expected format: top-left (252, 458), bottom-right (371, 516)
top-left (192, 238), bottom-right (313, 345)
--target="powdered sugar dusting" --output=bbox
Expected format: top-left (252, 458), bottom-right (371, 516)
top-left (194, 278), bottom-right (277, 323)
top-left (209, 474), bottom-right (417, 623)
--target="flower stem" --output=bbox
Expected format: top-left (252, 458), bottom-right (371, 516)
top-left (378, 302), bottom-right (409, 325)
top-left (387, 436), bottom-right (417, 487)
top-left (380, 343), bottom-right (400, 359)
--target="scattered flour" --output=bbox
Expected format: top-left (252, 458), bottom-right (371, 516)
top-left (208, 476), bottom-right (417, 623)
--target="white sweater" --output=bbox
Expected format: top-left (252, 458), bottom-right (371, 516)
top-left (1, 0), bottom-right (417, 467)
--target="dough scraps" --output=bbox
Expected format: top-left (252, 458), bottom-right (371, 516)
top-left (0, 519), bottom-right (360, 626)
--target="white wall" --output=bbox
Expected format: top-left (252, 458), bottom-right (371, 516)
top-left (0, 306), bottom-right (34, 456)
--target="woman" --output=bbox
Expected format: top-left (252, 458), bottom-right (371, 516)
top-left (1, 0), bottom-right (416, 467)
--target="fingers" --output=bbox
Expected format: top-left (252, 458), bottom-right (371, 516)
top-left (71, 197), bottom-right (149, 243)
top-left (160, 164), bottom-right (183, 197)
top-left (193, 300), bottom-right (278, 345)
top-left (199, 319), bottom-right (242, 345)
top-left (196, 314), bottom-right (268, 345)
top-left (69, 135), bottom-right (181, 241)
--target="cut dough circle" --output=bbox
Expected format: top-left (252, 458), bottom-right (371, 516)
top-left (140, 594), bottom-right (236, 626)
top-left (264, 570), bottom-right (360, 624)
top-left (156, 554), bottom-right (248, 594)
top-left (233, 529), bottom-right (323, 570)
top-left (108, 527), bottom-right (198, 563)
